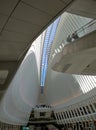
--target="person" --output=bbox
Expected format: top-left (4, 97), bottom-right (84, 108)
top-left (66, 35), bottom-right (72, 43)
top-left (72, 31), bottom-right (79, 40)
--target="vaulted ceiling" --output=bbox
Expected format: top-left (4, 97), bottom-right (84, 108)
top-left (0, 0), bottom-right (96, 91)
top-left (0, 0), bottom-right (96, 125)
top-left (0, 0), bottom-right (73, 90)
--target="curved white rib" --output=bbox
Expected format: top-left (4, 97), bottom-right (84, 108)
top-left (0, 50), bottom-right (39, 125)
top-left (45, 68), bottom-right (83, 107)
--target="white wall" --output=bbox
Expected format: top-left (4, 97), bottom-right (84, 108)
top-left (50, 12), bottom-right (92, 61)
top-left (0, 35), bottom-right (43, 125)
top-left (45, 68), bottom-right (82, 107)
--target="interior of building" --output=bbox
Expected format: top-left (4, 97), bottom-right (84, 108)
top-left (0, 0), bottom-right (96, 129)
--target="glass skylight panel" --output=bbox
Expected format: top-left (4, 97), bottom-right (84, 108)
top-left (40, 17), bottom-right (60, 87)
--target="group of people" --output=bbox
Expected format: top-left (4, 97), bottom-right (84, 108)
top-left (66, 31), bottom-right (79, 43)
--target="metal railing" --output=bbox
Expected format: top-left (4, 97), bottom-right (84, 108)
top-left (77, 18), bottom-right (96, 37)
top-left (51, 19), bottom-right (96, 60)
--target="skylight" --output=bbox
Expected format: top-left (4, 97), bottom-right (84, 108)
top-left (40, 17), bottom-right (60, 88)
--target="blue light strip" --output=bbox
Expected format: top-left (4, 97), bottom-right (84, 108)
top-left (41, 17), bottom-right (60, 89)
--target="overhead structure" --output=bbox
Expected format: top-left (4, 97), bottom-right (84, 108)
top-left (0, 0), bottom-right (96, 129)
top-left (0, 0), bottom-right (73, 91)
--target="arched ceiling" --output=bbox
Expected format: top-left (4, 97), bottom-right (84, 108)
top-left (0, 0), bottom-right (73, 91)
top-left (0, 0), bottom-right (96, 125)
top-left (0, 0), bottom-right (96, 92)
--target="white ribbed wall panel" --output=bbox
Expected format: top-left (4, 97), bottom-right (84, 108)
top-left (73, 75), bottom-right (96, 93)
top-left (45, 68), bottom-right (82, 106)
top-left (46, 12), bottom-right (96, 110)
top-left (0, 33), bottom-right (45, 125)
top-left (30, 31), bottom-right (45, 83)
top-left (50, 12), bottom-right (92, 61)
